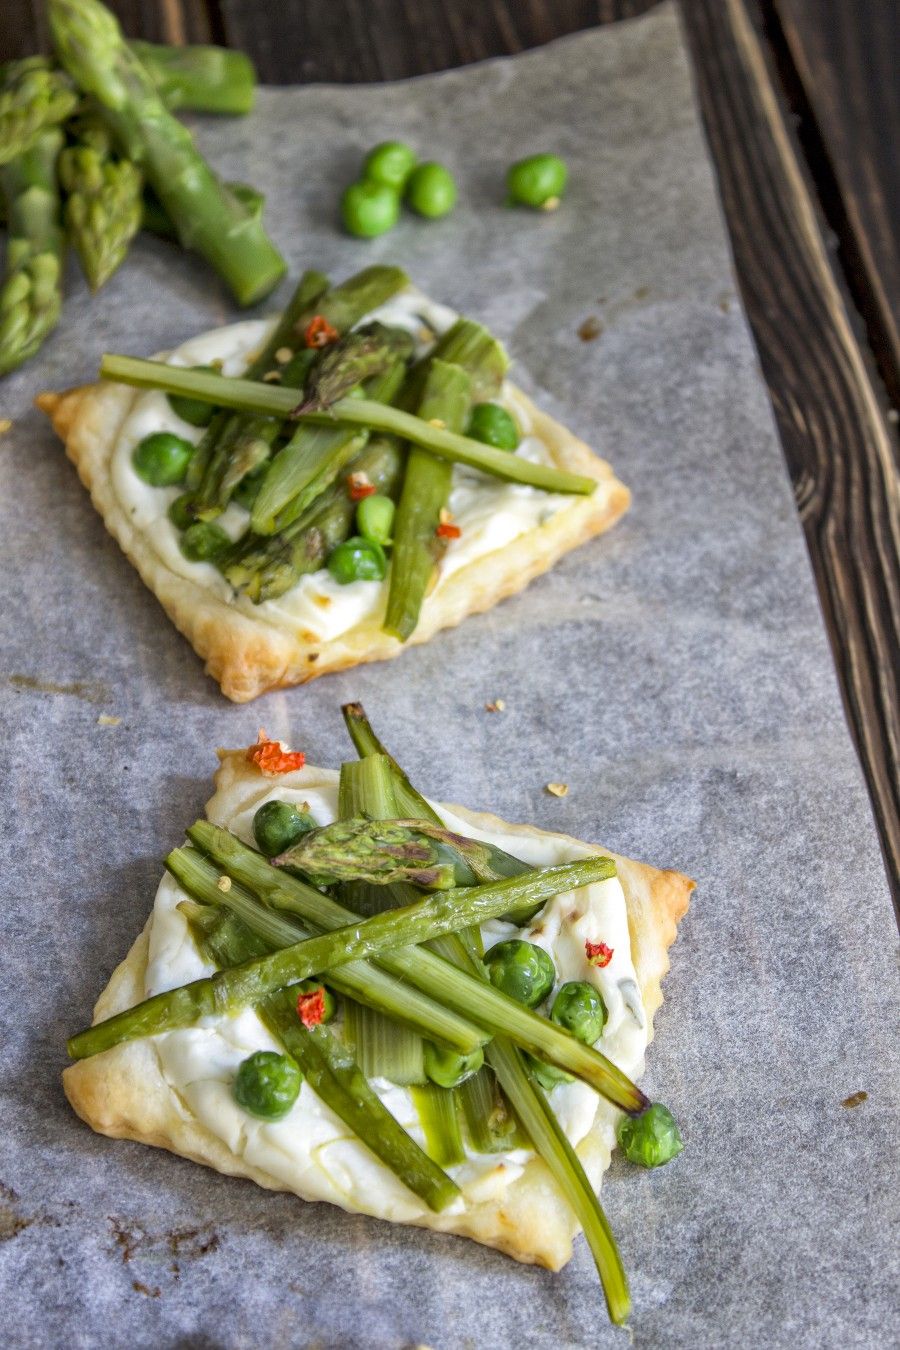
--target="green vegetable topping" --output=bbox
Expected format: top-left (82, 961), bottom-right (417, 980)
top-left (253, 799), bottom-right (317, 858)
top-left (327, 535), bottom-right (387, 584)
top-left (233, 1049), bottom-right (301, 1120)
top-left (341, 181), bottom-right (400, 238)
top-left (483, 939), bottom-right (555, 1008)
top-left (363, 140), bottom-right (417, 191)
top-left (551, 980), bottom-right (607, 1044)
top-left (424, 1041), bottom-right (484, 1088)
top-left (506, 153), bottom-right (568, 209)
top-left (179, 520), bottom-right (230, 563)
top-left (466, 402), bottom-right (520, 451)
top-left (527, 1056), bottom-right (573, 1092)
top-left (617, 1103), bottom-right (684, 1168)
top-left (405, 162), bottom-right (457, 219)
top-left (167, 491), bottom-right (196, 531)
top-left (132, 430), bottom-right (195, 486)
top-left (232, 466), bottom-right (266, 511)
top-left (356, 493), bottom-right (395, 545)
top-left (168, 366), bottom-right (219, 426)
top-left (294, 978), bottom-right (337, 1023)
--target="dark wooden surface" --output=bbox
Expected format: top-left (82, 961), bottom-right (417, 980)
top-left (2, 1), bottom-right (898, 908)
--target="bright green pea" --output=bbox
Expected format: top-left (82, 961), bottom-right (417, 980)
top-left (179, 520), bottom-right (230, 563)
top-left (551, 981), bottom-right (607, 1045)
top-left (424, 1041), bottom-right (484, 1088)
top-left (617, 1103), bottom-right (684, 1169)
top-left (363, 140), bottom-right (417, 190)
top-left (506, 153), bottom-right (568, 208)
top-left (466, 402), bottom-right (520, 451)
top-left (526, 1055), bottom-right (573, 1092)
top-left (483, 939), bottom-right (556, 1008)
top-left (167, 491), bottom-right (196, 531)
top-left (327, 535), bottom-right (387, 584)
top-left (168, 366), bottom-right (218, 427)
top-left (341, 180), bottom-right (400, 238)
top-left (405, 162), bottom-right (457, 219)
top-left (356, 494), bottom-right (395, 545)
top-left (234, 1050), bottom-right (301, 1120)
top-left (253, 799), bottom-right (317, 858)
top-left (294, 979), bottom-right (337, 1024)
top-left (132, 431), bottom-right (195, 487)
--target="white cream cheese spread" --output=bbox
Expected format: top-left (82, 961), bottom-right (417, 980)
top-left (109, 290), bottom-right (574, 643)
top-left (143, 766), bottom-right (649, 1225)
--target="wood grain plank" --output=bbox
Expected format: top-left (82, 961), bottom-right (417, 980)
top-left (681, 0), bottom-right (900, 909)
top-left (0, 0), bottom-right (216, 54)
top-left (774, 0), bottom-right (900, 403)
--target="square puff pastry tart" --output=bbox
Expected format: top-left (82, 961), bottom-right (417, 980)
top-left (37, 289), bottom-right (630, 702)
top-left (63, 748), bottom-right (692, 1272)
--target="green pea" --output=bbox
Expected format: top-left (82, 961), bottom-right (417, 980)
top-left (232, 468), bottom-right (266, 512)
top-left (132, 431), bottom-right (195, 487)
top-left (234, 1050), bottom-right (301, 1120)
top-left (466, 402), bottom-right (520, 451)
top-left (294, 978), bottom-right (337, 1024)
top-left (363, 140), bottom-right (417, 190)
top-left (327, 535), bottom-right (387, 584)
top-left (341, 180), bottom-right (400, 238)
top-left (179, 520), bottom-right (230, 563)
top-left (424, 1041), bottom-right (484, 1089)
top-left (167, 491), bottom-right (196, 531)
top-left (356, 493), bottom-right (395, 545)
top-left (526, 1056), bottom-right (573, 1092)
top-left (483, 939), bottom-right (556, 1008)
top-left (617, 1103), bottom-right (684, 1169)
top-left (506, 153), bottom-right (568, 209)
top-left (168, 366), bottom-right (218, 427)
top-left (551, 981), bottom-right (607, 1045)
top-left (253, 799), bottom-right (317, 858)
top-left (405, 162), bottom-right (457, 219)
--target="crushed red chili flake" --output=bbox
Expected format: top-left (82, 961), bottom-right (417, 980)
top-left (246, 729), bottom-right (306, 776)
top-left (347, 472), bottom-right (376, 501)
top-left (436, 522), bottom-right (462, 540)
top-left (585, 940), bottom-right (614, 968)
top-left (296, 985), bottom-right (326, 1027)
top-left (304, 315), bottom-right (339, 349)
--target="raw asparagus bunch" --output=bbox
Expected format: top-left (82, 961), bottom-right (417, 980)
top-left (0, 126), bottom-right (65, 376)
top-left (130, 41), bottom-right (256, 116)
top-left (48, 0), bottom-right (285, 305)
top-left (0, 57), bottom-right (77, 165)
top-left (58, 113), bottom-right (142, 290)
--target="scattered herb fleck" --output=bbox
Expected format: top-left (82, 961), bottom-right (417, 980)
top-left (545, 782), bottom-right (568, 797)
top-left (304, 315), bottom-right (339, 349)
top-left (841, 1090), bottom-right (868, 1109)
top-left (578, 316), bottom-right (603, 342)
top-left (585, 940), bottom-right (613, 967)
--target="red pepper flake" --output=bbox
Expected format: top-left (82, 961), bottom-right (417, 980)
top-left (296, 985), bottom-right (326, 1027)
top-left (347, 472), bottom-right (376, 501)
top-left (246, 729), bottom-right (306, 776)
top-left (304, 315), bottom-right (339, 349)
top-left (585, 940), bottom-right (614, 968)
top-left (436, 522), bottom-right (461, 540)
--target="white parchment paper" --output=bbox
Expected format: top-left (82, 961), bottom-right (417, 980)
top-left (0, 6), bottom-right (897, 1347)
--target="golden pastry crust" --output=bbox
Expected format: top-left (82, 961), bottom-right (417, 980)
top-left (64, 754), bottom-right (692, 1271)
top-left (37, 367), bottom-right (630, 702)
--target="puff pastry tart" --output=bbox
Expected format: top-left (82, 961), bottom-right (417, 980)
top-left (38, 268), bottom-right (630, 701)
top-left (63, 707), bottom-right (691, 1324)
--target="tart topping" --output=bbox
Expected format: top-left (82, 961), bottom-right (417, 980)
top-left (247, 730), bottom-right (306, 775)
top-left (585, 940), bottom-right (613, 968)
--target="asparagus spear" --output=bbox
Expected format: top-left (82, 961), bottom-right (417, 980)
top-left (250, 346), bottom-right (412, 535)
top-left (345, 705), bottom-right (632, 1324)
top-left (189, 265), bottom-right (407, 515)
top-left (168, 847), bottom-right (483, 1053)
top-left (130, 41), bottom-right (256, 116)
top-left (0, 126), bottom-right (65, 376)
top-left (184, 822), bottom-right (647, 1112)
top-left (58, 113), bottom-right (142, 290)
top-left (142, 180), bottom-right (263, 240)
top-left (223, 434), bottom-right (402, 602)
top-left (48, 0), bottom-right (285, 306)
top-left (386, 320), bottom-right (508, 640)
top-left (0, 57), bottom-right (77, 166)
top-left (99, 354), bottom-right (599, 496)
top-left (184, 902), bottom-right (460, 1213)
top-left (67, 856), bottom-right (627, 1063)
